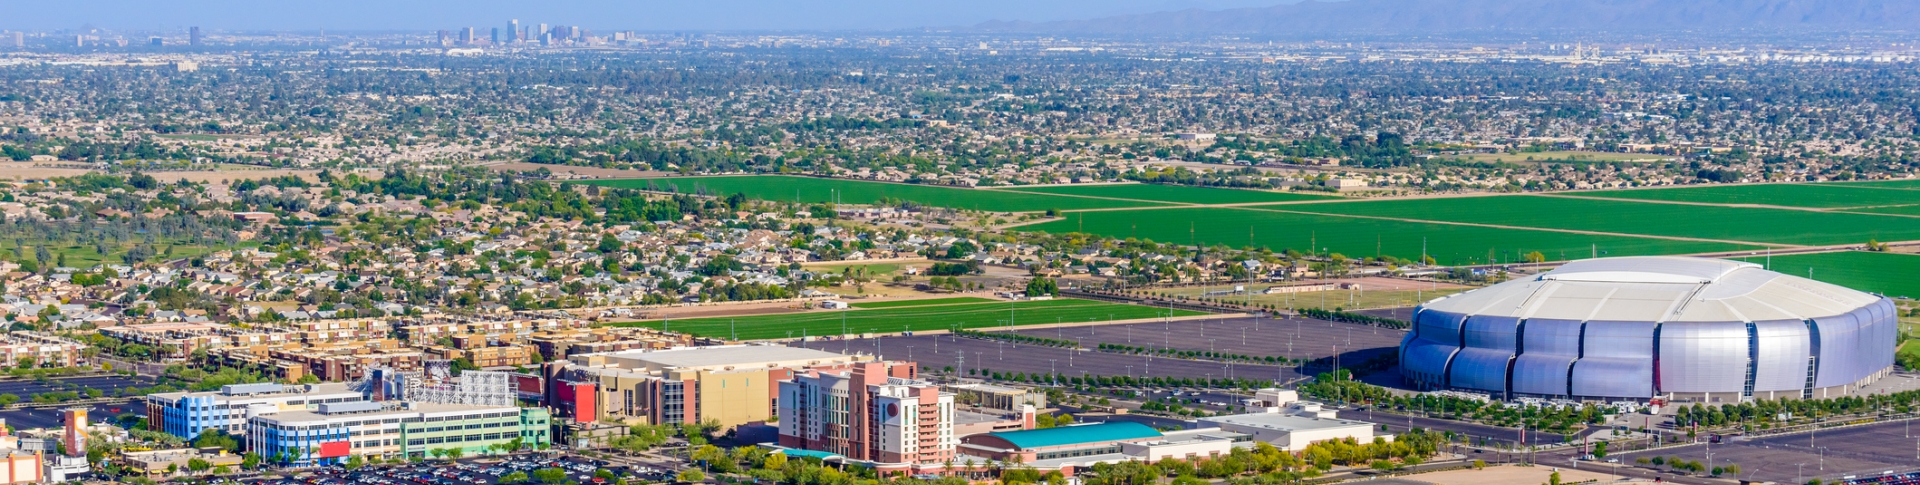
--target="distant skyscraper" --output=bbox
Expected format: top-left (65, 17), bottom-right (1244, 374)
top-left (189, 26), bottom-right (201, 46)
top-left (150, 37), bottom-right (162, 46)
top-left (461, 27), bottom-right (475, 44)
top-left (537, 23), bottom-right (548, 38)
top-left (10, 32), bottom-right (22, 48)
top-left (508, 19), bottom-right (519, 43)
top-left (437, 30), bottom-right (450, 45)
top-left (490, 27), bottom-right (500, 45)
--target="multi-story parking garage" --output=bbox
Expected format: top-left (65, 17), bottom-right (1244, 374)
top-left (1400, 256), bottom-right (1896, 402)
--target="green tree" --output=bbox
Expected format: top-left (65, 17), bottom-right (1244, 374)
top-left (676, 470), bottom-right (706, 483)
top-left (534, 468), bottom-right (569, 485)
top-left (501, 472), bottom-right (530, 484)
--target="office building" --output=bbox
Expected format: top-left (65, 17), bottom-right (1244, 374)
top-left (247, 401), bottom-right (549, 466)
top-left (188, 27), bottom-right (201, 46)
top-left (508, 20), bottom-right (519, 43)
top-left (490, 28), bottom-right (500, 45)
top-left (546, 344), bottom-right (874, 428)
top-left (60, 408), bottom-right (84, 457)
top-left (149, 37), bottom-right (162, 46)
top-left (777, 361), bottom-right (954, 467)
top-left (145, 382), bottom-right (364, 439)
top-left (461, 27), bottom-right (475, 45)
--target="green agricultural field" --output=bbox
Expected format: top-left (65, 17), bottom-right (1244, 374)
top-left (1846, 204), bottom-right (1920, 217)
top-left (1722, 251), bottom-right (1920, 299)
top-left (1023, 207), bottom-right (1741, 265)
top-left (851, 297), bottom-right (999, 309)
top-left (996, 183), bottom-right (1338, 205)
top-left (1847, 179), bottom-right (1920, 190)
top-left (581, 175), bottom-right (1166, 212)
top-left (1276, 195), bottom-right (1920, 247)
top-left (612, 298), bottom-right (1205, 340)
top-left (1580, 184), bottom-right (1920, 209)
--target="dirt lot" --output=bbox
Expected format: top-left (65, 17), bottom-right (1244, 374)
top-left (1413, 464), bottom-right (1619, 485)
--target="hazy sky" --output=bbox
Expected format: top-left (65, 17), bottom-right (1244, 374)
top-left (1, 0), bottom-right (1297, 32)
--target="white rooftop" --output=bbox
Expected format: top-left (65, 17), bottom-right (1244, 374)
top-left (1424, 256), bottom-right (1881, 323)
top-left (1200, 412), bottom-right (1375, 431)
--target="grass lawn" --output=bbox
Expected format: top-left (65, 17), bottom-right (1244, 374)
top-left (1021, 207), bottom-right (1741, 265)
top-left (580, 175), bottom-right (1167, 212)
top-left (1722, 251), bottom-right (1920, 299)
top-left (610, 298), bottom-right (1206, 340)
top-left (1276, 195), bottom-right (1920, 247)
top-left (1579, 184), bottom-right (1920, 209)
top-left (807, 262), bottom-right (906, 277)
top-left (1437, 150), bottom-right (1673, 164)
top-left (16, 240), bottom-right (229, 268)
top-left (850, 297), bottom-right (1000, 309)
top-left (994, 183), bottom-right (1338, 205)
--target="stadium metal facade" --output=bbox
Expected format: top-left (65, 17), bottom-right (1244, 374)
top-left (1399, 257), bottom-right (1896, 402)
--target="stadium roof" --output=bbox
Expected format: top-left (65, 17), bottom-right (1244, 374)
top-left (987, 422), bottom-right (1162, 449)
top-left (1423, 256), bottom-right (1881, 323)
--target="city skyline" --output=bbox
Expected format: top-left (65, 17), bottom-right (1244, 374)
top-left (0, 0), bottom-right (1296, 32)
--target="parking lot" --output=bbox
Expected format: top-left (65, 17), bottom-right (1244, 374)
top-left (0, 374), bottom-right (157, 399)
top-left (1616, 420), bottom-right (1920, 483)
top-left (1006, 313), bottom-right (1406, 365)
top-left (796, 314), bottom-right (1404, 388)
top-left (0, 402), bottom-right (142, 430)
top-left (258, 453), bottom-right (675, 485)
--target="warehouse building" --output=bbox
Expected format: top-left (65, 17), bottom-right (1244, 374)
top-left (1198, 413), bottom-right (1379, 450)
top-left (1400, 257), bottom-right (1897, 402)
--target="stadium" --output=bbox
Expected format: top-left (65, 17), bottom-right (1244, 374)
top-left (1400, 256), bottom-right (1897, 402)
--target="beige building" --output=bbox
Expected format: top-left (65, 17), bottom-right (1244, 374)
top-left (549, 345), bottom-right (875, 429)
top-left (119, 448), bottom-right (244, 477)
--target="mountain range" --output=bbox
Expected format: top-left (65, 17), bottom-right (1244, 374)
top-left (974, 0), bottom-right (1920, 34)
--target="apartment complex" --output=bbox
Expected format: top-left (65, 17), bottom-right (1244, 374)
top-left (246, 401), bottom-right (550, 466)
top-left (145, 383), bottom-right (365, 439)
top-left (777, 361), bottom-right (955, 467)
top-left (546, 345), bottom-right (874, 428)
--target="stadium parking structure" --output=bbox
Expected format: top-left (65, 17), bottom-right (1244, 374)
top-left (576, 175), bottom-right (1171, 212)
top-left (607, 298), bottom-right (1207, 340)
